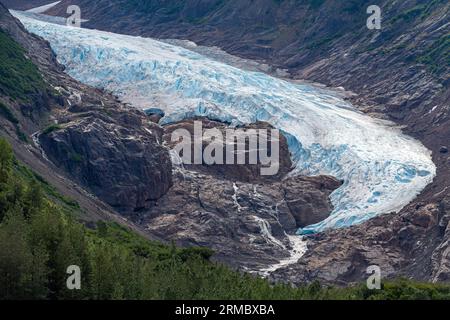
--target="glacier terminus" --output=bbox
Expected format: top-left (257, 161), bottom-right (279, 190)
top-left (13, 10), bottom-right (436, 235)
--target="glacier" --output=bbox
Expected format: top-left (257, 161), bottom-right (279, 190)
top-left (13, 11), bottom-right (436, 234)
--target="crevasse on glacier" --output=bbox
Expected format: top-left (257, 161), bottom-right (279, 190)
top-left (14, 12), bottom-right (436, 234)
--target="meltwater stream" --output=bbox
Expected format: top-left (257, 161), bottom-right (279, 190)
top-left (14, 12), bottom-right (436, 234)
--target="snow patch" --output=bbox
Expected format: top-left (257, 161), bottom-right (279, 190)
top-left (26, 1), bottom-right (61, 14)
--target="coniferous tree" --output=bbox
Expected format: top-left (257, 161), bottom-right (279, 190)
top-left (0, 211), bottom-right (33, 299)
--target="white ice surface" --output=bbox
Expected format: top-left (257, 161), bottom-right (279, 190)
top-left (13, 12), bottom-right (436, 234)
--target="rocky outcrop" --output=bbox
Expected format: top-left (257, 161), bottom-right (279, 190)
top-left (268, 195), bottom-right (450, 285)
top-left (143, 172), bottom-right (284, 269)
top-left (163, 118), bottom-right (293, 183)
top-left (283, 176), bottom-right (340, 228)
top-left (39, 107), bottom-right (172, 213)
top-left (141, 119), bottom-right (341, 269)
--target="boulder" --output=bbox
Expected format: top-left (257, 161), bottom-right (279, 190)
top-left (282, 176), bottom-right (342, 228)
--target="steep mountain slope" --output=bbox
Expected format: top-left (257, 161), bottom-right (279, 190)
top-left (0, 3), bottom-right (173, 230)
top-left (0, 0), bottom-right (52, 10)
top-left (13, 10), bottom-right (437, 235)
top-left (42, 0), bottom-right (450, 215)
top-left (37, 0), bottom-right (450, 284)
top-left (0, 3), bottom-right (345, 274)
top-left (45, 1), bottom-right (449, 99)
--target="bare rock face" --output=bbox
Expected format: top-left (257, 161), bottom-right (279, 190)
top-left (39, 108), bottom-right (173, 213)
top-left (138, 119), bottom-right (341, 271)
top-left (408, 204), bottom-right (439, 229)
top-left (142, 171), bottom-right (340, 271)
top-left (163, 118), bottom-right (293, 183)
top-left (268, 194), bottom-right (450, 286)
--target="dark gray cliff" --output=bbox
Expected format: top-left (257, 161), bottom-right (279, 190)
top-left (39, 106), bottom-right (172, 213)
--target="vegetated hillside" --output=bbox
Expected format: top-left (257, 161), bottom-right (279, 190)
top-left (3, 137), bottom-right (450, 300)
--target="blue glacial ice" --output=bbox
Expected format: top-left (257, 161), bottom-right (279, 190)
top-left (14, 12), bottom-right (437, 234)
